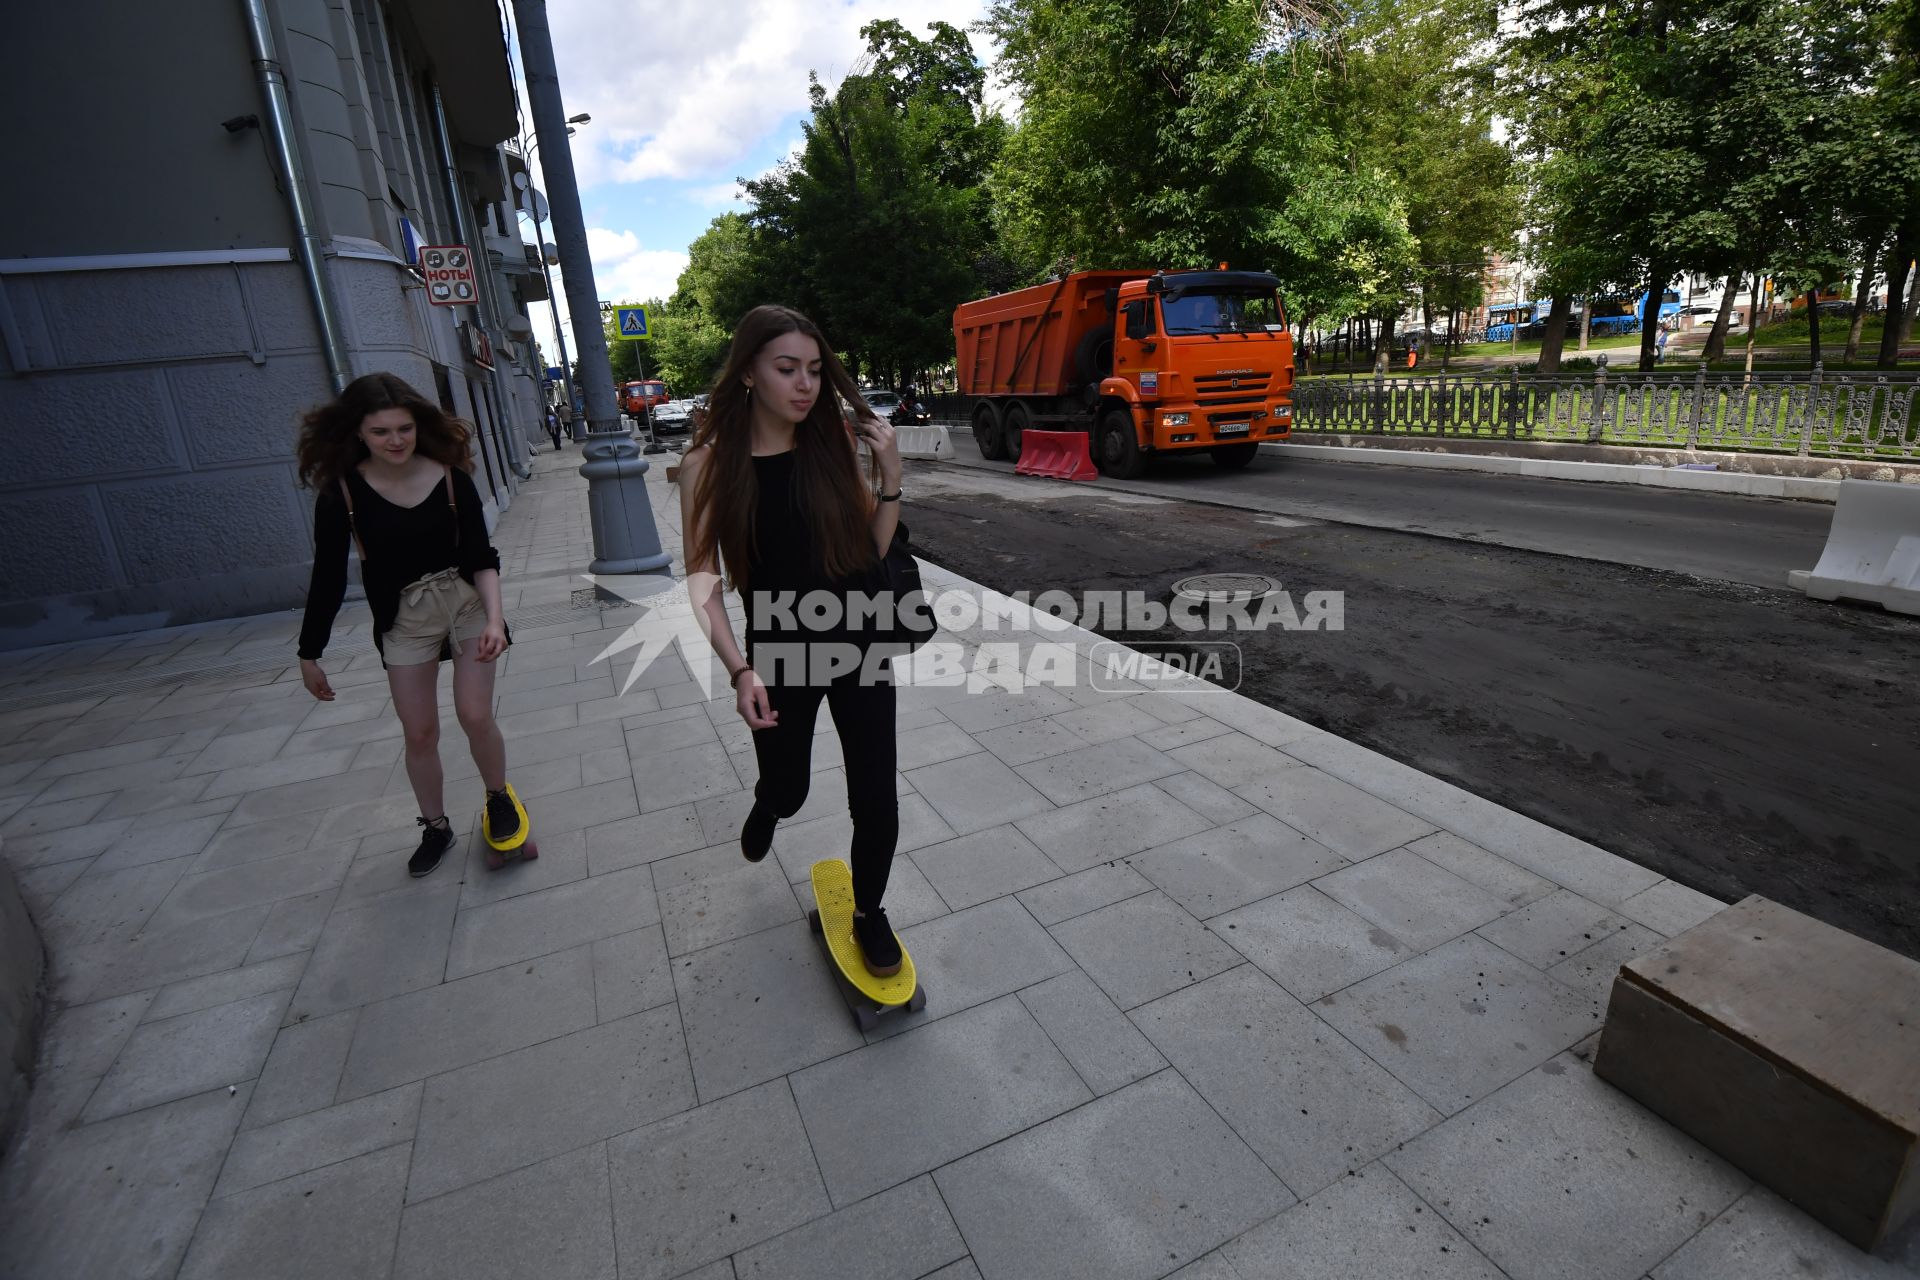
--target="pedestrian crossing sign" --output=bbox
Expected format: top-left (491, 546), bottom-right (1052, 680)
top-left (616, 306), bottom-right (650, 340)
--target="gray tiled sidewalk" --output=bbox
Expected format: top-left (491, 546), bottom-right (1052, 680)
top-left (1, 445), bottom-right (1912, 1280)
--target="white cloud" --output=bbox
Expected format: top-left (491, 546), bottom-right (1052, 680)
top-left (583, 227), bottom-right (690, 304)
top-left (536, 0), bottom-right (998, 187)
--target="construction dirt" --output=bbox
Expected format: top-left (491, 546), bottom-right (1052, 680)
top-left (906, 475), bottom-right (1920, 960)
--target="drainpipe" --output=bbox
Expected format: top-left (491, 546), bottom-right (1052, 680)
top-left (241, 0), bottom-right (352, 393)
top-left (426, 81), bottom-right (530, 482)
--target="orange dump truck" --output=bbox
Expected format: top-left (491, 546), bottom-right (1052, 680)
top-left (952, 269), bottom-right (1293, 477)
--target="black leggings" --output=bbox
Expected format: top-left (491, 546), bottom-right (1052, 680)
top-left (751, 669), bottom-right (898, 911)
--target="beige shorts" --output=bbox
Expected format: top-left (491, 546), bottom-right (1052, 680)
top-left (383, 568), bottom-right (490, 666)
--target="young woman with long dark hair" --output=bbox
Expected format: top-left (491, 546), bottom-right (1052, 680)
top-left (295, 372), bottom-right (526, 878)
top-left (679, 306), bottom-right (907, 975)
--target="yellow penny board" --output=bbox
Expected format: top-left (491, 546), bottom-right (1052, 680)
top-left (477, 783), bottom-right (537, 870)
top-left (810, 858), bottom-right (917, 1007)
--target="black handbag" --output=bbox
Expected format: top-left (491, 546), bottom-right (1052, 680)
top-left (869, 520), bottom-right (938, 653)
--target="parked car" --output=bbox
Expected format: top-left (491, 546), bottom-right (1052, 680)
top-left (649, 400), bottom-right (693, 433)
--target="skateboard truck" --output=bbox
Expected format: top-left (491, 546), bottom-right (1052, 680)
top-left (808, 858), bottom-right (927, 1032)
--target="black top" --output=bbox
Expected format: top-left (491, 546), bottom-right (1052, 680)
top-left (744, 450), bottom-right (874, 653)
top-left (298, 465), bottom-right (500, 660)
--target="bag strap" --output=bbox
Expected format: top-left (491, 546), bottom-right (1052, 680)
top-left (444, 465), bottom-right (460, 547)
top-left (337, 475), bottom-right (367, 562)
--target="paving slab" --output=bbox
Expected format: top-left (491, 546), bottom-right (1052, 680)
top-left (904, 751), bottom-right (1056, 835)
top-left (674, 918), bottom-right (864, 1100)
top-left (732, 1175), bottom-right (968, 1280)
top-left (215, 1080), bottom-right (420, 1198)
top-left (1134, 966), bottom-right (1441, 1198)
top-left (971, 716), bottom-right (1091, 766)
top-left (608, 1079), bottom-right (830, 1280)
top-left (1387, 1055), bottom-right (1750, 1280)
top-left (393, 1142), bottom-right (618, 1280)
top-left (592, 924), bottom-right (676, 1021)
top-left (1314, 847), bottom-right (1512, 953)
top-left (1051, 890), bottom-right (1244, 1010)
top-left (245, 1008), bottom-right (357, 1130)
top-left (1016, 969), bottom-right (1167, 1096)
top-left (1013, 781), bottom-right (1213, 874)
top-left (0, 1084), bottom-right (250, 1280)
top-left (1650, 1186), bottom-right (1917, 1280)
top-left (1209, 884), bottom-right (1412, 1002)
top-left (38, 854), bottom-right (197, 947)
top-left (337, 942), bottom-right (597, 1098)
top-left (1316, 933), bottom-right (1600, 1115)
top-left (658, 860), bottom-right (802, 956)
top-left (144, 951), bottom-right (307, 1022)
top-left (881, 897), bottom-right (1076, 1034)
top-left (1475, 888), bottom-right (1636, 970)
top-left (1407, 831), bottom-right (1558, 908)
top-left (176, 1142), bottom-right (410, 1280)
top-left (408, 1005), bottom-right (693, 1203)
top-left (1221, 1164), bottom-right (1506, 1280)
top-left (1615, 877), bottom-right (1728, 938)
top-left (444, 863), bottom-right (658, 979)
top-left (1233, 768), bottom-right (1437, 860)
top-left (934, 1069), bottom-right (1289, 1280)
top-left (1015, 861), bottom-right (1155, 926)
top-left (794, 994), bottom-right (1090, 1205)
top-left (287, 883), bottom-right (459, 1022)
top-left (581, 803), bottom-right (707, 875)
top-left (1129, 814), bottom-right (1348, 919)
top-left (1014, 736), bottom-right (1184, 806)
top-left (83, 988), bottom-right (288, 1122)
top-left (911, 824), bottom-right (1063, 911)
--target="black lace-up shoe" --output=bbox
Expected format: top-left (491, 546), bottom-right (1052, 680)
top-left (485, 787), bottom-right (524, 845)
top-left (409, 815), bottom-right (454, 878)
top-left (851, 906), bottom-right (902, 977)
top-left (740, 802), bottom-right (776, 863)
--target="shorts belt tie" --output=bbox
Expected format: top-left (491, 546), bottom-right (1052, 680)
top-left (401, 567), bottom-right (468, 652)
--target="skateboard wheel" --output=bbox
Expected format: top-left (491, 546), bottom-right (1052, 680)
top-left (908, 987), bottom-right (927, 1013)
top-left (807, 908), bottom-right (822, 934)
top-left (854, 1004), bottom-right (880, 1033)
top-left (523, 842), bottom-right (539, 862)
top-left (486, 849), bottom-right (505, 870)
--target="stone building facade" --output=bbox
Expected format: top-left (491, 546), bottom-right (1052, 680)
top-left (0, 0), bottom-right (553, 650)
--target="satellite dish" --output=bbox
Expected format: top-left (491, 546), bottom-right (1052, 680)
top-left (518, 188), bottom-right (550, 221)
top-left (512, 170), bottom-right (530, 192)
top-left (541, 242), bottom-right (560, 266)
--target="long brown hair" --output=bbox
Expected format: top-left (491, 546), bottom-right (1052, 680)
top-left (295, 372), bottom-right (474, 491)
top-left (687, 306), bottom-right (881, 593)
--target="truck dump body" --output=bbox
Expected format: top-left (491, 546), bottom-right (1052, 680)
top-left (954, 271), bottom-right (1141, 398)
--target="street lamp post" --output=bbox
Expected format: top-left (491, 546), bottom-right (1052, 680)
top-left (520, 118), bottom-right (589, 440)
top-left (514, 0), bottom-right (671, 577)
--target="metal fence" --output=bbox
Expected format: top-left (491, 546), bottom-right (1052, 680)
top-left (1290, 367), bottom-right (1920, 462)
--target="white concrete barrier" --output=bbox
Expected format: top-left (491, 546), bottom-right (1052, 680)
top-left (1790, 478), bottom-right (1920, 616)
top-left (897, 424), bottom-right (955, 461)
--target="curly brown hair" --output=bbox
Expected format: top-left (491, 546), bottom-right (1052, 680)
top-left (295, 372), bottom-right (474, 491)
top-left (686, 306), bottom-right (882, 595)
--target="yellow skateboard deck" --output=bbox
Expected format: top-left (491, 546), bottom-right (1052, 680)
top-left (478, 783), bottom-right (537, 869)
top-left (808, 859), bottom-right (923, 1028)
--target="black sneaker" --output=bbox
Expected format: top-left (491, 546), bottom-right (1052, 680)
top-left (409, 815), bottom-right (454, 878)
top-left (852, 906), bottom-right (902, 977)
top-left (485, 787), bottom-right (524, 845)
top-left (740, 802), bottom-right (776, 863)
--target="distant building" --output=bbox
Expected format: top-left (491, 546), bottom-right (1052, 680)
top-left (0, 1), bottom-right (551, 650)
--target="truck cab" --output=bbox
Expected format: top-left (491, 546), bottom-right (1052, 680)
top-left (1098, 271), bottom-right (1294, 476)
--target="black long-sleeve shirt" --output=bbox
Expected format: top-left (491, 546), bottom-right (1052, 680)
top-left (298, 465), bottom-right (501, 661)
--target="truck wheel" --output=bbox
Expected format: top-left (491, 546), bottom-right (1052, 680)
top-left (971, 401), bottom-right (1006, 460)
top-left (1097, 408), bottom-right (1146, 479)
top-left (1211, 443), bottom-right (1259, 469)
top-left (1003, 402), bottom-right (1032, 464)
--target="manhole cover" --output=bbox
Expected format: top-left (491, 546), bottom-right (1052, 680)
top-left (1170, 573), bottom-right (1281, 603)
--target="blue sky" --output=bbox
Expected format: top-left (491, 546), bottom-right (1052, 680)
top-left (511, 0), bottom-right (1002, 367)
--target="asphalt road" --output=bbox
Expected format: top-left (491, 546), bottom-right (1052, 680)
top-left (903, 459), bottom-right (1920, 960)
top-left (940, 434), bottom-right (1835, 590)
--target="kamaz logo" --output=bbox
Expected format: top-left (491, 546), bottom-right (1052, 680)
top-left (1230, 378), bottom-right (1241, 389)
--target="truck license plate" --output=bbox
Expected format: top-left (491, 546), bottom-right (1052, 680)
top-left (1215, 422), bottom-right (1250, 437)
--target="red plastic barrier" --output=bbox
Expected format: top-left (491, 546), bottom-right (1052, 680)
top-left (1014, 429), bottom-right (1100, 482)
